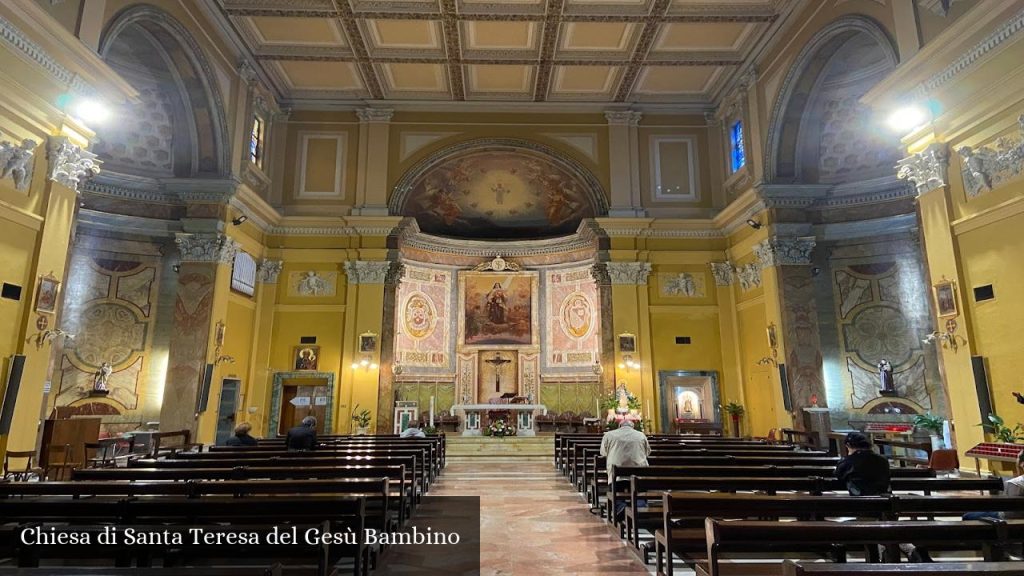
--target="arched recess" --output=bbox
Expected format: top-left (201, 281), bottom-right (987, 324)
top-left (95, 5), bottom-right (230, 178)
top-left (390, 138), bottom-right (609, 240)
top-left (764, 16), bottom-right (900, 184)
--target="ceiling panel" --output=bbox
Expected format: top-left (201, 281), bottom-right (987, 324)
top-left (652, 22), bottom-right (751, 51)
top-left (278, 61), bottom-right (364, 90)
top-left (365, 19), bottom-right (442, 50)
top-left (382, 63), bottom-right (449, 92)
top-left (248, 16), bottom-right (347, 45)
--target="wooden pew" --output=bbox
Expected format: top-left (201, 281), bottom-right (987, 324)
top-left (781, 561), bottom-right (1024, 576)
top-left (210, 439), bottom-right (443, 478)
top-left (0, 566), bottom-right (307, 575)
top-left (702, 519), bottom-right (1024, 576)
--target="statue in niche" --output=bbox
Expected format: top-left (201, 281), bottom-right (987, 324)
top-left (91, 362), bottom-right (112, 395)
top-left (878, 359), bottom-right (896, 396)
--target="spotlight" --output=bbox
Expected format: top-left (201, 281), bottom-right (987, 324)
top-left (172, 264), bottom-right (180, 273)
top-left (887, 105), bottom-right (927, 133)
top-left (232, 215), bottom-right (248, 226)
top-left (746, 219), bottom-right (762, 230)
top-left (71, 98), bottom-right (110, 125)
top-left (811, 267), bottom-right (822, 276)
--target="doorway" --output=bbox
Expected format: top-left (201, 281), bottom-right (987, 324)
top-left (214, 379), bottom-right (240, 446)
top-left (657, 371), bottom-right (720, 434)
top-left (269, 371), bottom-right (335, 437)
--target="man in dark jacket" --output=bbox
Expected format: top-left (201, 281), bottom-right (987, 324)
top-left (286, 416), bottom-right (317, 451)
top-left (834, 431), bottom-right (890, 496)
top-left (225, 422), bottom-right (258, 446)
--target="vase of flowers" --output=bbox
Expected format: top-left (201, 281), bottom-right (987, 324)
top-left (351, 404), bottom-right (372, 435)
top-left (722, 401), bottom-right (745, 438)
top-left (486, 419), bottom-right (516, 438)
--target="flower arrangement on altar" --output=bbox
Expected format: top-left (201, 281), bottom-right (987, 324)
top-left (601, 384), bottom-right (643, 429)
top-left (485, 418), bottom-right (516, 438)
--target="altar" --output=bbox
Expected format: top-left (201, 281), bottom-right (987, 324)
top-left (450, 404), bottom-right (547, 437)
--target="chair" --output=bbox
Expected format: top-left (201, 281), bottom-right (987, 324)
top-left (84, 440), bottom-right (117, 468)
top-left (754, 428), bottom-right (778, 444)
top-left (44, 444), bottom-right (80, 481)
top-left (927, 448), bottom-right (960, 476)
top-left (3, 450), bottom-right (41, 481)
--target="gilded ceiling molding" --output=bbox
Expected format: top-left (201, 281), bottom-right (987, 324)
top-left (257, 259), bottom-right (283, 284)
top-left (344, 260), bottom-right (393, 284)
top-left (47, 137), bottom-right (101, 193)
top-left (956, 116), bottom-right (1024, 198)
top-left (606, 262), bottom-right (652, 285)
top-left (896, 143), bottom-right (949, 195)
top-left (174, 233), bottom-right (240, 265)
top-left (709, 262), bottom-right (734, 286)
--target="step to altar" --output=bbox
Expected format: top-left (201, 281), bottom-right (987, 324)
top-left (445, 435), bottom-right (554, 460)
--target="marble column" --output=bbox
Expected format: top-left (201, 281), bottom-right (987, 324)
top-left (756, 237), bottom-right (825, 422)
top-left (161, 233), bottom-right (238, 434)
top-left (353, 109), bottom-right (393, 216)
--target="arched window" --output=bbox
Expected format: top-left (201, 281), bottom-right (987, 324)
top-left (729, 120), bottom-right (746, 173)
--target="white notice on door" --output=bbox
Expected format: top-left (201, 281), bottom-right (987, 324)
top-left (290, 396), bottom-right (311, 406)
top-left (314, 396), bottom-right (328, 406)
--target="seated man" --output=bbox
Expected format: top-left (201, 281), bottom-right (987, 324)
top-left (964, 450), bottom-right (1024, 520)
top-left (225, 422), bottom-right (258, 446)
top-left (286, 416), bottom-right (317, 451)
top-left (835, 432), bottom-right (891, 495)
top-left (600, 419), bottom-right (651, 521)
top-left (401, 425), bottom-right (426, 438)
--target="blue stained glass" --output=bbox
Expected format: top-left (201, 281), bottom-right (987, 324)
top-left (730, 120), bottom-right (746, 172)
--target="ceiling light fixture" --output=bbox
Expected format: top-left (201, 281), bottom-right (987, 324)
top-left (746, 219), bottom-right (762, 230)
top-left (71, 98), bottom-right (110, 125)
top-left (232, 215), bottom-right (248, 226)
top-left (887, 105), bottom-right (927, 133)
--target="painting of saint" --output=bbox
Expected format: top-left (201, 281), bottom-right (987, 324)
top-left (294, 346), bottom-right (319, 371)
top-left (461, 273), bottom-right (536, 347)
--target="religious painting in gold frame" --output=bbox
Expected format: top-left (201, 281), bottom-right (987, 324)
top-left (458, 271), bottom-right (539, 349)
top-left (933, 279), bottom-right (958, 318)
top-left (35, 273), bottom-right (61, 314)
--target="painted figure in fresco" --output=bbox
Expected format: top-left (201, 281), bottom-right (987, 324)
top-left (428, 187), bottom-right (462, 226)
top-left (93, 362), bottom-right (112, 392)
top-left (486, 282), bottom-right (508, 325)
top-left (878, 359), bottom-right (895, 394)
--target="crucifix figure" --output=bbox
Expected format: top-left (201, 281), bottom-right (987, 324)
top-left (491, 182), bottom-right (509, 205)
top-left (485, 353), bottom-right (512, 393)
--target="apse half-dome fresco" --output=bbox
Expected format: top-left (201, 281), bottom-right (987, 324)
top-left (394, 143), bottom-right (604, 239)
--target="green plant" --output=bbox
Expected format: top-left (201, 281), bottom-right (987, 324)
top-left (722, 401), bottom-right (745, 417)
top-left (351, 404), bottom-right (372, 428)
top-left (423, 426), bottom-right (439, 435)
top-left (913, 413), bottom-right (945, 435)
top-left (978, 413), bottom-right (1024, 443)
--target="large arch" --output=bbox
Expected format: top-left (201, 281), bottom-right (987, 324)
top-left (95, 5), bottom-right (231, 178)
top-left (764, 16), bottom-right (899, 184)
top-left (390, 138), bottom-right (609, 240)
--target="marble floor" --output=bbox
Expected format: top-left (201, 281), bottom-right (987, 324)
top-left (432, 461), bottom-right (656, 576)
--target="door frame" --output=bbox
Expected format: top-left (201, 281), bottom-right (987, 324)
top-left (269, 371), bottom-right (335, 436)
top-left (657, 370), bottom-right (720, 434)
top-left (215, 378), bottom-right (241, 445)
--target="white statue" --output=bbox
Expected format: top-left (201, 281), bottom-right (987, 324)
top-left (93, 362), bottom-right (112, 392)
top-left (0, 139), bottom-right (36, 190)
top-left (297, 271), bottom-right (327, 296)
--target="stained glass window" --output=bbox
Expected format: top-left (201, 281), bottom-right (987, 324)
top-left (250, 115), bottom-right (264, 167)
top-left (730, 120), bottom-right (746, 172)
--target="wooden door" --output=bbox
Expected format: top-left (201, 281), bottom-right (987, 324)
top-left (278, 384), bottom-right (329, 435)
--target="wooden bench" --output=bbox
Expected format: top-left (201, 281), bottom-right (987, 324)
top-left (781, 561), bottom-right (1024, 576)
top-left (0, 566), bottom-right (315, 575)
top-left (210, 440), bottom-right (443, 477)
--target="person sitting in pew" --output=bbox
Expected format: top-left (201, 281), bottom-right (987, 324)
top-left (224, 422), bottom-right (258, 447)
top-left (601, 420), bottom-right (650, 521)
top-left (835, 432), bottom-right (890, 496)
top-left (285, 416), bottom-right (317, 451)
top-left (401, 425), bottom-right (426, 438)
top-left (964, 450), bottom-right (1024, 521)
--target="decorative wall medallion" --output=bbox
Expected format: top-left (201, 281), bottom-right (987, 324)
top-left (957, 116), bottom-right (1024, 198)
top-left (661, 272), bottom-right (705, 297)
top-left (0, 138), bottom-right (36, 190)
top-left (473, 255), bottom-right (521, 272)
top-left (560, 292), bottom-right (593, 339)
top-left (403, 292), bottom-right (436, 340)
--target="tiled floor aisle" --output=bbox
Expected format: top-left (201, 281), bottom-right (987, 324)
top-left (433, 461), bottom-right (652, 576)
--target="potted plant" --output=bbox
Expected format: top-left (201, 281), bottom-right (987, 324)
top-left (978, 413), bottom-right (1024, 444)
top-left (486, 418), bottom-right (515, 438)
top-left (722, 401), bottom-right (745, 438)
top-left (913, 413), bottom-right (945, 450)
top-left (351, 404), bottom-right (372, 435)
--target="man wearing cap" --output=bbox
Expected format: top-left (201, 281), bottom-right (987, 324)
top-left (834, 431), bottom-right (890, 496)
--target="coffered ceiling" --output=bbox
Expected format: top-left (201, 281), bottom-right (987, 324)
top-left (211, 0), bottom-right (794, 107)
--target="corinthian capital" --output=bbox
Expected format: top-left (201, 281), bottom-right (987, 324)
top-left (344, 260), bottom-right (393, 284)
top-left (175, 233), bottom-right (240, 264)
top-left (604, 111), bottom-right (642, 126)
top-left (356, 108), bottom-right (394, 123)
top-left (710, 262), bottom-right (734, 286)
top-left (606, 262), bottom-right (652, 285)
top-left (257, 259), bottom-right (283, 283)
top-left (896, 143), bottom-right (949, 195)
top-left (47, 136), bottom-right (100, 193)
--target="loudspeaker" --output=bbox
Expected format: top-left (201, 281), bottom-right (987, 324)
top-left (195, 363), bottom-right (214, 414)
top-left (0, 355), bottom-right (26, 434)
top-left (972, 355), bottom-right (994, 420)
top-left (778, 363), bottom-right (793, 412)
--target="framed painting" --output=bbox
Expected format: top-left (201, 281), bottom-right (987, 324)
top-left (458, 271), bottom-right (538, 348)
top-left (35, 273), bottom-right (61, 314)
top-left (618, 333), bottom-right (636, 353)
top-left (294, 345), bottom-right (320, 371)
top-left (933, 279), bottom-right (958, 317)
top-left (359, 332), bottom-right (378, 353)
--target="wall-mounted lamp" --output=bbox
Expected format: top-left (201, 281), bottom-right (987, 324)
top-left (617, 354), bottom-right (641, 372)
top-left (746, 218), bottom-right (762, 230)
top-left (27, 328), bottom-right (75, 351)
top-left (232, 215), bottom-right (248, 226)
top-left (922, 318), bottom-right (967, 353)
top-left (756, 356), bottom-right (778, 367)
top-left (351, 356), bottom-right (379, 371)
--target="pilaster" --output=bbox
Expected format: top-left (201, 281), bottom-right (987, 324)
top-left (711, 262), bottom-right (745, 408)
top-left (605, 111), bottom-right (645, 217)
top-left (606, 262), bottom-right (656, 428)
top-left (353, 108), bottom-right (393, 216)
top-left (244, 259), bottom-right (282, 434)
top-left (342, 260), bottom-right (392, 433)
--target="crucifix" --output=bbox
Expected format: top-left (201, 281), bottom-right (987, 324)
top-left (485, 353), bottom-right (512, 393)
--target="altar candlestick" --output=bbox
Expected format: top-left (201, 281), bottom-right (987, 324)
top-left (595, 398), bottom-right (600, 418)
top-left (429, 396), bottom-right (435, 428)
top-left (646, 400), bottom-right (652, 420)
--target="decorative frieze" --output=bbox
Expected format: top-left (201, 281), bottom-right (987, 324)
top-left (47, 137), bottom-right (100, 193)
top-left (174, 234), bottom-right (240, 265)
top-left (896, 143), bottom-right (949, 195)
top-left (606, 262), bottom-right (652, 285)
top-left (356, 108), bottom-right (394, 123)
top-left (710, 262), bottom-right (734, 286)
top-left (661, 273), bottom-right (705, 297)
top-left (735, 262), bottom-right (762, 292)
top-left (755, 236), bottom-right (817, 267)
top-left (604, 111), bottom-right (642, 126)
top-left (257, 259), bottom-right (283, 284)
top-left (957, 115), bottom-right (1024, 198)
top-left (0, 138), bottom-right (37, 190)
top-left (344, 260), bottom-right (392, 284)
